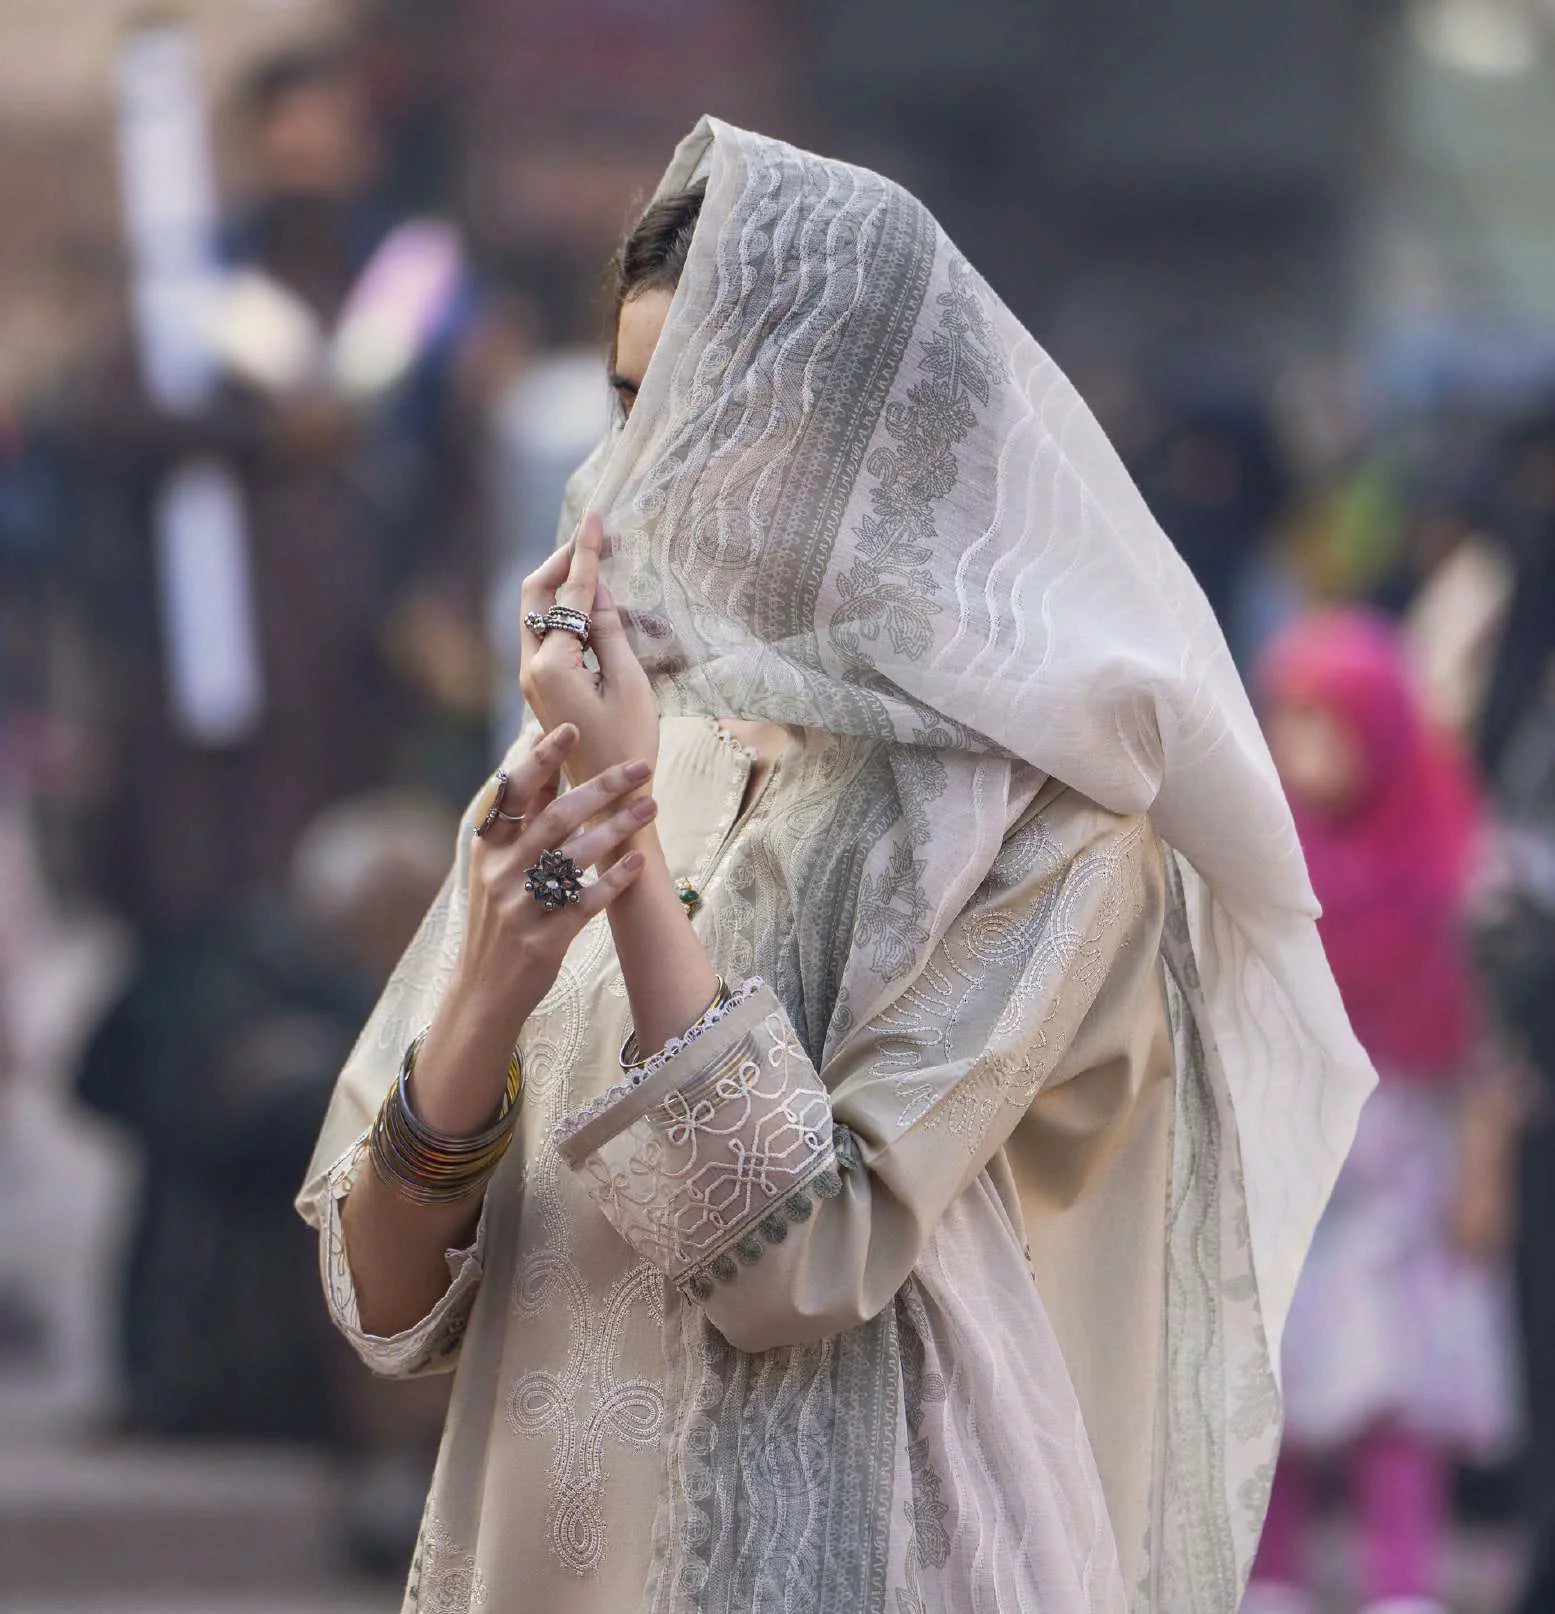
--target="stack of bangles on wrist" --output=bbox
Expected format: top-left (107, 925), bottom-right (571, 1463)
top-left (619, 976), bottom-right (733, 1072)
top-left (369, 1030), bottom-right (524, 1205)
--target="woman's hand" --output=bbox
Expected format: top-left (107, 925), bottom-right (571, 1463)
top-left (340, 724), bottom-right (656, 1336)
top-left (520, 512), bottom-right (659, 793)
top-left (416, 722), bottom-right (656, 1136)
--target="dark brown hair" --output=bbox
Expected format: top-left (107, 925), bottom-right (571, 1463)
top-left (611, 182), bottom-right (705, 331)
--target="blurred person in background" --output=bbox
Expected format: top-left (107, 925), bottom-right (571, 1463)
top-left (298, 121), bottom-right (1372, 1612)
top-left (44, 38), bottom-right (489, 939)
top-left (1131, 387), bottom-right (1297, 668)
top-left (1476, 400), bottom-right (1555, 783)
top-left (74, 788), bottom-right (452, 1442)
top-left (208, 38), bottom-right (492, 817)
top-left (1249, 610), bottom-right (1520, 1614)
top-left (1470, 399), bottom-right (1555, 1614)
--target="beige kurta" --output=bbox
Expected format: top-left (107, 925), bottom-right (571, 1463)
top-left (300, 715), bottom-right (1277, 1613)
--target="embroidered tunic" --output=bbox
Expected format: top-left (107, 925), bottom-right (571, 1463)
top-left (299, 716), bottom-right (1278, 1613)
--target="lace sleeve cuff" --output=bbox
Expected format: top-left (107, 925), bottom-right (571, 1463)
top-left (555, 978), bottom-right (859, 1301)
top-left (312, 1135), bottom-right (487, 1378)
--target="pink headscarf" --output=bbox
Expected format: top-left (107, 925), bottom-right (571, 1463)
top-left (1260, 610), bottom-right (1483, 1076)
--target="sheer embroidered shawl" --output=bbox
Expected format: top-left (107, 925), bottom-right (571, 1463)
top-left (569, 116), bottom-right (1373, 1355)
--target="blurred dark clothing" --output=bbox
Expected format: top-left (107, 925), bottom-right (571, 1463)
top-left (0, 420), bottom-right (54, 798)
top-left (1478, 406), bottom-right (1555, 778)
top-left (41, 365), bottom-right (399, 924)
top-left (1475, 403), bottom-right (1555, 1613)
top-left (1132, 393), bottom-right (1290, 653)
top-left (75, 898), bottom-right (377, 1438)
top-left (1515, 1112), bottom-right (1555, 1614)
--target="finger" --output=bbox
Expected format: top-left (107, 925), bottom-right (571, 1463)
top-left (519, 542), bottom-right (575, 621)
top-left (560, 794), bottom-right (657, 868)
top-left (553, 511), bottom-right (602, 615)
top-left (498, 723), bottom-right (578, 818)
top-left (571, 849), bottom-right (646, 922)
top-left (473, 742), bottom-right (570, 851)
top-left (529, 757), bottom-right (652, 847)
top-left (588, 579), bottom-right (637, 677)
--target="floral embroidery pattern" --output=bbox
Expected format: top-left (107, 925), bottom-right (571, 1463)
top-left (855, 837), bottom-right (935, 981)
top-left (407, 1510), bottom-right (488, 1614)
top-left (831, 255), bottom-right (999, 666)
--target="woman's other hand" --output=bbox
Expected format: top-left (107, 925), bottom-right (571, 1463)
top-left (520, 511), bottom-right (659, 793)
top-left (416, 723), bottom-right (654, 1136)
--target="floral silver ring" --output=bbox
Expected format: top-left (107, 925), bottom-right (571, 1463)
top-left (524, 848), bottom-right (585, 913)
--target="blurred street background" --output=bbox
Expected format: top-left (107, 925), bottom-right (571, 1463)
top-left (1, 1), bottom-right (1553, 1610)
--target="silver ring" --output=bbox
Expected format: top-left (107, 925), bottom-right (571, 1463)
top-left (524, 607), bottom-right (592, 648)
top-left (524, 848), bottom-right (585, 913)
top-left (545, 607), bottom-right (591, 645)
top-left (474, 769), bottom-right (510, 838)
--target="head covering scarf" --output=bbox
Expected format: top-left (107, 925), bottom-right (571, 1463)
top-left (1260, 609), bottom-right (1482, 1074)
top-left (564, 118), bottom-right (1372, 1353)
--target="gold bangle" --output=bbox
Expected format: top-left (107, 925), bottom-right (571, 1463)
top-left (618, 976), bottom-right (732, 1072)
top-left (369, 1031), bottom-right (524, 1205)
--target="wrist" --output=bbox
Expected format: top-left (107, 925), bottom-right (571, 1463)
top-left (441, 959), bottom-right (544, 1051)
top-left (597, 817), bottom-right (665, 873)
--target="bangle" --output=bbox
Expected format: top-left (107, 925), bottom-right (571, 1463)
top-left (618, 976), bottom-right (732, 1071)
top-left (368, 1030), bottom-right (523, 1205)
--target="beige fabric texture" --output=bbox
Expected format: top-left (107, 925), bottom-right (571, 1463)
top-left (299, 117), bottom-right (1374, 1612)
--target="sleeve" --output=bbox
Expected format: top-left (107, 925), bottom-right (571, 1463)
top-left (309, 1133), bottom-right (488, 1378)
top-left (555, 795), bottom-right (1165, 1353)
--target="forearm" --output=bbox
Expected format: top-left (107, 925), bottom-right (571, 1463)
top-left (341, 973), bottom-right (535, 1337)
top-left (340, 1162), bottom-right (483, 1338)
top-left (606, 830), bottom-right (720, 1056)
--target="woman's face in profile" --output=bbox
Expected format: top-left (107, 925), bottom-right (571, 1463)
top-left (611, 288), bottom-right (674, 420)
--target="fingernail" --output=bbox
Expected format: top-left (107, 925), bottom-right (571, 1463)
top-left (623, 851), bottom-right (645, 873)
top-left (552, 724), bottom-right (578, 747)
top-left (625, 758), bottom-right (651, 781)
top-left (632, 796), bottom-right (657, 821)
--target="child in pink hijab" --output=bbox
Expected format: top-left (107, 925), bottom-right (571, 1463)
top-left (1248, 610), bottom-right (1519, 1614)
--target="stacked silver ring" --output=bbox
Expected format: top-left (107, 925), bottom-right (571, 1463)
top-left (474, 768), bottom-right (528, 838)
top-left (524, 605), bottom-right (592, 648)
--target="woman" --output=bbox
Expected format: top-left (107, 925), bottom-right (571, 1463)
top-left (1250, 611), bottom-right (1517, 1614)
top-left (299, 119), bottom-right (1373, 1612)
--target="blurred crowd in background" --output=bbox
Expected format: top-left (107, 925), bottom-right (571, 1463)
top-left (1, 1), bottom-right (1554, 1609)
